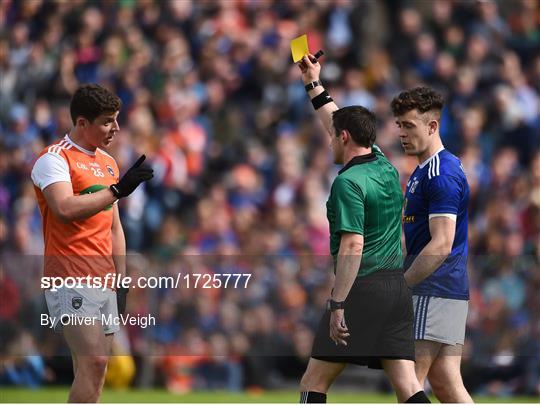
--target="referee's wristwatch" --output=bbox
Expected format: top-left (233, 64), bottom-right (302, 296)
top-left (326, 299), bottom-right (345, 311)
top-left (304, 80), bottom-right (321, 92)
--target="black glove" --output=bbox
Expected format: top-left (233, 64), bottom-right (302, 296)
top-left (116, 287), bottom-right (129, 316)
top-left (110, 155), bottom-right (153, 199)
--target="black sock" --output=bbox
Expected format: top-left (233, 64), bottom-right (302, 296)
top-left (300, 391), bottom-right (327, 403)
top-left (405, 391), bottom-right (430, 403)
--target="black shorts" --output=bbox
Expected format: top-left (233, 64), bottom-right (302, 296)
top-left (311, 270), bottom-right (415, 369)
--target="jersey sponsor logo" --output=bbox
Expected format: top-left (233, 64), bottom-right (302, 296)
top-left (72, 296), bottom-right (83, 309)
top-left (80, 185), bottom-right (113, 210)
top-left (76, 162), bottom-right (105, 176)
top-left (106, 165), bottom-right (115, 177)
top-left (76, 162), bottom-right (89, 170)
top-left (403, 215), bottom-right (415, 224)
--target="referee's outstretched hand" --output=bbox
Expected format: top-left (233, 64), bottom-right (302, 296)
top-left (330, 309), bottom-right (350, 346)
top-left (110, 154), bottom-right (154, 199)
top-left (298, 53), bottom-right (321, 85)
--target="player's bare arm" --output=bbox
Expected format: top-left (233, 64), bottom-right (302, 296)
top-left (330, 232), bottom-right (363, 346)
top-left (42, 181), bottom-right (117, 223)
top-left (404, 216), bottom-right (455, 287)
top-left (42, 155), bottom-right (153, 223)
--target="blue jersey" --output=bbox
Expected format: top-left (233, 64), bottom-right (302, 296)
top-left (403, 148), bottom-right (470, 300)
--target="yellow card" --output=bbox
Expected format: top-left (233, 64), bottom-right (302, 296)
top-left (290, 34), bottom-right (309, 63)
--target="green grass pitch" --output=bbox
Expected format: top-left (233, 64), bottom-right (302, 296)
top-left (0, 388), bottom-right (538, 403)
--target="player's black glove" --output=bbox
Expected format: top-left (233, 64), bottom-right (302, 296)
top-left (110, 155), bottom-right (153, 199)
top-left (116, 287), bottom-right (129, 316)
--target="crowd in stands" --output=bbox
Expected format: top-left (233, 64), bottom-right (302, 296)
top-left (0, 0), bottom-right (539, 396)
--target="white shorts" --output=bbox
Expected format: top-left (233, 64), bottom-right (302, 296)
top-left (412, 295), bottom-right (468, 345)
top-left (45, 286), bottom-right (119, 334)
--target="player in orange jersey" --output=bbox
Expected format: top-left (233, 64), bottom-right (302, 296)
top-left (31, 84), bottom-right (153, 402)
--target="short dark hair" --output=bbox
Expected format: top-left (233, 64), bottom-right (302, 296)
top-left (390, 86), bottom-right (444, 119)
top-left (70, 84), bottom-right (122, 125)
top-left (332, 106), bottom-right (376, 148)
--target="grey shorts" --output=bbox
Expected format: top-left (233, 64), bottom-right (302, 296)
top-left (412, 295), bottom-right (468, 345)
top-left (45, 286), bottom-right (119, 334)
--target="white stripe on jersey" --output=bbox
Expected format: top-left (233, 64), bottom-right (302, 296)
top-left (428, 154), bottom-right (440, 179)
top-left (429, 213), bottom-right (457, 221)
top-left (61, 140), bottom-right (73, 150)
top-left (48, 140), bottom-right (72, 155)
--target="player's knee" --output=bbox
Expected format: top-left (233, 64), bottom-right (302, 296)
top-left (80, 355), bottom-right (109, 379)
top-left (428, 367), bottom-right (462, 401)
top-left (92, 355), bottom-right (109, 374)
top-left (428, 365), bottom-right (444, 387)
top-left (429, 376), bottom-right (449, 400)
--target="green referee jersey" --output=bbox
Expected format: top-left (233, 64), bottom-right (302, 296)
top-left (327, 145), bottom-right (404, 277)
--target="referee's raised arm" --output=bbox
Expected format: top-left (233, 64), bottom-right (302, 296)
top-left (298, 54), bottom-right (339, 136)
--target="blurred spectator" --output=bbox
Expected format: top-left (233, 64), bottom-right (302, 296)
top-left (0, 326), bottom-right (49, 388)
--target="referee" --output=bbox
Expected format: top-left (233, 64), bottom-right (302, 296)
top-left (298, 55), bottom-right (429, 403)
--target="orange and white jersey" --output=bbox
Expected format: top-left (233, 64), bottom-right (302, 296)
top-left (31, 135), bottom-right (120, 280)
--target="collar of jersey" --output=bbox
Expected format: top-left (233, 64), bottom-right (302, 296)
top-left (338, 152), bottom-right (377, 175)
top-left (418, 146), bottom-right (445, 169)
top-left (64, 134), bottom-right (96, 156)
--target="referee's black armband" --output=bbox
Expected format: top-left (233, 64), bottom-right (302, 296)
top-left (311, 90), bottom-right (333, 110)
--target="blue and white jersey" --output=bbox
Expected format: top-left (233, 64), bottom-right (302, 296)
top-left (403, 148), bottom-right (470, 300)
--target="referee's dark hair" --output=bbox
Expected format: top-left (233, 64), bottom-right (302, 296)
top-left (332, 106), bottom-right (376, 148)
top-left (390, 86), bottom-right (444, 121)
top-left (70, 84), bottom-right (122, 125)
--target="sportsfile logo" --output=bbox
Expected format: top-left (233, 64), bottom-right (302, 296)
top-left (41, 273), bottom-right (252, 291)
top-left (41, 274), bottom-right (131, 291)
